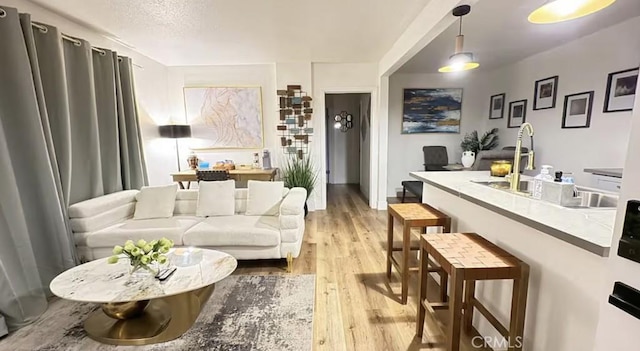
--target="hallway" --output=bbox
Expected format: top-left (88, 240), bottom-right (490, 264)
top-left (237, 184), bottom-right (488, 351)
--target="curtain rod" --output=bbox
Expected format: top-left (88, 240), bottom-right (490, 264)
top-left (30, 22), bottom-right (143, 69)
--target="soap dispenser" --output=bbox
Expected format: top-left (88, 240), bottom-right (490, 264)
top-left (532, 165), bottom-right (553, 200)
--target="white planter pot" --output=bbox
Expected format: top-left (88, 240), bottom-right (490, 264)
top-left (461, 151), bottom-right (475, 168)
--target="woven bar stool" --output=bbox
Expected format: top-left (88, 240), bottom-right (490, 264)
top-left (387, 203), bottom-right (451, 304)
top-left (416, 233), bottom-right (530, 351)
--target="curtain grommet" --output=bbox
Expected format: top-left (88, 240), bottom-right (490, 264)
top-left (0, 9), bottom-right (7, 18)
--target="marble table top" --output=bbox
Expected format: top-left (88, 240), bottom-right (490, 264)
top-left (50, 249), bottom-right (237, 303)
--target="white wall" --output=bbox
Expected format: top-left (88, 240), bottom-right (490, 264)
top-left (360, 94), bottom-right (372, 200)
top-left (165, 64), bottom-right (278, 184)
top-left (593, 58), bottom-right (640, 351)
top-left (2, 0), bottom-right (171, 188)
top-left (482, 17), bottom-right (640, 186)
top-left (386, 72), bottom-right (488, 196)
top-left (326, 94), bottom-right (362, 184)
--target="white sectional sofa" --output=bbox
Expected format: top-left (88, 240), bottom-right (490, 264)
top-left (68, 186), bottom-right (307, 270)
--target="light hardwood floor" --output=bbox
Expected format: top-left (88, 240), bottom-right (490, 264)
top-left (236, 184), bottom-right (491, 351)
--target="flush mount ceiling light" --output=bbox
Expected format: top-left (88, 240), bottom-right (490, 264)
top-left (438, 5), bottom-right (479, 74)
top-left (528, 0), bottom-right (616, 24)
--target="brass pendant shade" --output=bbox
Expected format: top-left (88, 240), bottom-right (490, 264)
top-left (528, 0), bottom-right (616, 24)
top-left (439, 5), bottom-right (479, 73)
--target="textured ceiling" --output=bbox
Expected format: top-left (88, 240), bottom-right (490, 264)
top-left (398, 0), bottom-right (640, 73)
top-left (27, 0), bottom-right (430, 66)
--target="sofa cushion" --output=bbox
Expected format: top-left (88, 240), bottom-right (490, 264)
top-left (246, 181), bottom-right (285, 216)
top-left (183, 216), bottom-right (280, 247)
top-left (134, 184), bottom-right (178, 220)
top-left (196, 180), bottom-right (235, 217)
top-left (79, 216), bottom-right (201, 247)
top-left (68, 190), bottom-right (138, 218)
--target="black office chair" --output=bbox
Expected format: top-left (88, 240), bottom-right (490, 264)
top-left (401, 146), bottom-right (449, 202)
top-left (422, 146), bottom-right (449, 171)
top-left (196, 170), bottom-right (230, 182)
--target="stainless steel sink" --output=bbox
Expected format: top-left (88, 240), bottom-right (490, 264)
top-left (471, 181), bottom-right (618, 208)
top-left (472, 181), bottom-right (532, 194)
top-left (568, 189), bottom-right (618, 208)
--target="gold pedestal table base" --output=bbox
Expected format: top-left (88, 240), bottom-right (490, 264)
top-left (84, 284), bottom-right (215, 345)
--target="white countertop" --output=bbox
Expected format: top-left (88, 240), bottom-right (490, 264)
top-left (410, 171), bottom-right (616, 256)
top-left (50, 249), bottom-right (237, 303)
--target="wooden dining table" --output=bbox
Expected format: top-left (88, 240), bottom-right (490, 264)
top-left (171, 168), bottom-right (278, 189)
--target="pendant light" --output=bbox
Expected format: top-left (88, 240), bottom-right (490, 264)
top-left (528, 0), bottom-right (616, 24)
top-left (438, 5), bottom-right (479, 73)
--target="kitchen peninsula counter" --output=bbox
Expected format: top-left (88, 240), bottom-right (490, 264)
top-left (409, 170), bottom-right (614, 351)
top-left (410, 171), bottom-right (615, 256)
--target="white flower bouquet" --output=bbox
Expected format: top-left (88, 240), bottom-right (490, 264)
top-left (107, 238), bottom-right (174, 274)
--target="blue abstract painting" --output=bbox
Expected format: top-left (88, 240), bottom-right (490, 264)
top-left (402, 88), bottom-right (463, 134)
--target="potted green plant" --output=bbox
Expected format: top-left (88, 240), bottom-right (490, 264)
top-left (282, 155), bottom-right (317, 217)
top-left (460, 128), bottom-right (499, 167)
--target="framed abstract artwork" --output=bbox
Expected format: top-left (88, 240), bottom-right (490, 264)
top-left (533, 75), bottom-right (559, 110)
top-left (402, 88), bottom-right (463, 134)
top-left (508, 99), bottom-right (527, 128)
top-left (604, 67), bottom-right (638, 113)
top-left (489, 93), bottom-right (505, 119)
top-left (183, 86), bottom-right (264, 149)
top-left (562, 91), bottom-right (594, 129)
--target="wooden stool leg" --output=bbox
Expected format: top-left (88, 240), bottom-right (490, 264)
top-left (464, 280), bottom-right (476, 333)
top-left (509, 264), bottom-right (529, 351)
top-left (401, 224), bottom-right (411, 304)
top-left (416, 245), bottom-right (429, 337)
top-left (386, 213), bottom-right (394, 279)
top-left (447, 268), bottom-right (464, 351)
top-left (440, 271), bottom-right (449, 303)
top-left (443, 218), bottom-right (452, 233)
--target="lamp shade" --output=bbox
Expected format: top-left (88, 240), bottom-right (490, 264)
top-left (528, 0), bottom-right (616, 24)
top-left (159, 124), bottom-right (191, 138)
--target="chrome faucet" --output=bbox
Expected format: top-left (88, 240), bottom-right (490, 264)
top-left (509, 123), bottom-right (535, 192)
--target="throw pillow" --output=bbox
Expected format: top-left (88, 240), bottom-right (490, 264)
top-left (133, 184), bottom-right (178, 220)
top-left (246, 180), bottom-right (285, 216)
top-left (196, 180), bottom-right (236, 217)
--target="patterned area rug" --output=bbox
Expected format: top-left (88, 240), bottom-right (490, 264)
top-left (0, 274), bottom-right (315, 351)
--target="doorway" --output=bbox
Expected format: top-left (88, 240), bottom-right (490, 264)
top-left (325, 93), bottom-right (372, 201)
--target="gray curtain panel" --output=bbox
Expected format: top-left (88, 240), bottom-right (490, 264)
top-left (0, 6), bottom-right (148, 331)
top-left (0, 8), bottom-right (73, 330)
top-left (117, 56), bottom-right (148, 189)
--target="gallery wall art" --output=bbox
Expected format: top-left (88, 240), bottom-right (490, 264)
top-left (533, 75), bottom-right (559, 110)
top-left (562, 91), bottom-right (594, 129)
top-left (402, 88), bottom-right (463, 134)
top-left (489, 93), bottom-right (505, 119)
top-left (508, 99), bottom-right (527, 128)
top-left (276, 85), bottom-right (313, 159)
top-left (184, 86), bottom-right (264, 149)
top-left (604, 67), bottom-right (638, 113)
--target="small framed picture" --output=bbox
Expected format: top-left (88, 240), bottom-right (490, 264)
top-left (562, 91), bottom-right (594, 129)
top-left (508, 100), bottom-right (527, 128)
top-left (604, 67), bottom-right (638, 113)
top-left (489, 93), bottom-right (505, 119)
top-left (533, 76), bottom-right (559, 110)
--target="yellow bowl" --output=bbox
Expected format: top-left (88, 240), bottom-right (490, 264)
top-left (491, 161), bottom-right (512, 177)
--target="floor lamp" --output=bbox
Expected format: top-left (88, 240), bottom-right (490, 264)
top-left (159, 124), bottom-right (192, 171)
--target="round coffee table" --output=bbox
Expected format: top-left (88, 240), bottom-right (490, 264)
top-left (50, 249), bottom-right (237, 346)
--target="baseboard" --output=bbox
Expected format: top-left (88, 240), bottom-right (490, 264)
top-left (376, 200), bottom-right (388, 210)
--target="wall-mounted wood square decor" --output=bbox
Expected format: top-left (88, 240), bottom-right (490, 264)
top-left (277, 85), bottom-right (313, 159)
